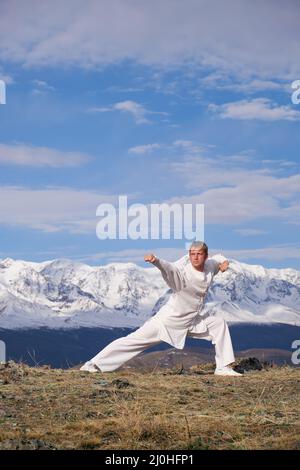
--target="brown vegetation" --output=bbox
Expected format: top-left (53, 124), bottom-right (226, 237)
top-left (0, 361), bottom-right (299, 450)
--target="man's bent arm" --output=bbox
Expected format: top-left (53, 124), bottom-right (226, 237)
top-left (152, 258), bottom-right (185, 292)
top-left (210, 254), bottom-right (229, 275)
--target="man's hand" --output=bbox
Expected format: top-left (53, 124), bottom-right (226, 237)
top-left (144, 253), bottom-right (157, 264)
top-left (219, 260), bottom-right (229, 272)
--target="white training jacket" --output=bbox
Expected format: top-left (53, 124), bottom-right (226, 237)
top-left (148, 253), bottom-right (227, 349)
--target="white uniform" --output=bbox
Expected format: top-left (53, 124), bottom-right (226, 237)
top-left (81, 254), bottom-right (235, 372)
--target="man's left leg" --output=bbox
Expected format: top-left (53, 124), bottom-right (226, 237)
top-left (188, 316), bottom-right (242, 375)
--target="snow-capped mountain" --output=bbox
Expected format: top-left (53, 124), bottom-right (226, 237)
top-left (0, 256), bottom-right (299, 330)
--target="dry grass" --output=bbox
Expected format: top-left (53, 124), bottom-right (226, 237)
top-left (0, 361), bottom-right (299, 450)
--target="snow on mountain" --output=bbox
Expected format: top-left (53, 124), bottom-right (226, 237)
top-left (0, 256), bottom-right (299, 330)
top-left (0, 257), bottom-right (164, 329)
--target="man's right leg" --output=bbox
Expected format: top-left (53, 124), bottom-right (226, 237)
top-left (188, 316), bottom-right (242, 376)
top-left (188, 316), bottom-right (236, 368)
top-left (80, 319), bottom-right (162, 372)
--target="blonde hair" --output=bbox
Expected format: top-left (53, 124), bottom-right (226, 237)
top-left (189, 240), bottom-right (208, 255)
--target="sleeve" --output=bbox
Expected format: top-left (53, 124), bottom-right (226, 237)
top-left (152, 258), bottom-right (185, 292)
top-left (173, 254), bottom-right (189, 269)
top-left (206, 253), bottom-right (228, 275)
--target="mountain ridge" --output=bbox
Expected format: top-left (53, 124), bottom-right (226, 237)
top-left (0, 256), bottom-right (299, 329)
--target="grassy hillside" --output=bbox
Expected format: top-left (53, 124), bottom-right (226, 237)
top-left (0, 360), bottom-right (299, 450)
top-left (124, 347), bottom-right (294, 370)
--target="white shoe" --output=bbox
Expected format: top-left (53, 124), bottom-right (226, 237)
top-left (214, 366), bottom-right (243, 376)
top-left (80, 361), bottom-right (102, 373)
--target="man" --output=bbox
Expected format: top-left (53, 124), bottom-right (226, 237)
top-left (80, 241), bottom-right (242, 376)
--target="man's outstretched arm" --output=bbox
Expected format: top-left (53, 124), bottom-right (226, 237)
top-left (144, 253), bottom-right (184, 291)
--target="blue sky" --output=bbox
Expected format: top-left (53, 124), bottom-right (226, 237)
top-left (0, 0), bottom-right (300, 269)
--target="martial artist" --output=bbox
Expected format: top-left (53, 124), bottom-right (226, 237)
top-left (80, 241), bottom-right (242, 376)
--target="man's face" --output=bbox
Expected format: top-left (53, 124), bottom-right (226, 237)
top-left (189, 249), bottom-right (208, 269)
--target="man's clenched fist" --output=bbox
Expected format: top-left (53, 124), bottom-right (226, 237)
top-left (144, 254), bottom-right (157, 263)
top-left (219, 260), bottom-right (229, 272)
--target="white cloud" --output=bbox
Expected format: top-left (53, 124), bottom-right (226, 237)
top-left (0, 1), bottom-right (299, 79)
top-left (77, 247), bottom-right (186, 264)
top-left (32, 79), bottom-right (54, 89)
top-left (0, 67), bottom-right (14, 84)
top-left (113, 100), bottom-right (151, 124)
top-left (87, 100), bottom-right (156, 124)
top-left (200, 73), bottom-right (286, 93)
top-left (87, 106), bottom-right (113, 113)
top-left (234, 229), bottom-right (269, 236)
top-left (209, 98), bottom-right (300, 121)
top-left (104, 85), bottom-right (144, 93)
top-left (0, 143), bottom-right (92, 167)
top-left (167, 175), bottom-right (300, 225)
top-left (76, 243), bottom-right (300, 266)
top-left (233, 80), bottom-right (285, 93)
top-left (173, 140), bottom-right (210, 154)
top-left (128, 139), bottom-right (211, 155)
top-left (126, 138), bottom-right (300, 227)
top-left (164, 146), bottom-right (300, 225)
top-left (129, 143), bottom-right (163, 154)
top-left (0, 186), bottom-right (124, 234)
top-left (87, 100), bottom-right (168, 124)
top-left (220, 244), bottom-right (300, 262)
top-left (31, 79), bottom-right (55, 95)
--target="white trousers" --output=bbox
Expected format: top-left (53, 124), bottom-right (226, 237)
top-left (82, 316), bottom-right (235, 372)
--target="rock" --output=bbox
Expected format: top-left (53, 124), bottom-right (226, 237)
top-left (0, 361), bottom-right (29, 382)
top-left (233, 357), bottom-right (267, 373)
top-left (111, 379), bottom-right (132, 389)
top-left (89, 389), bottom-right (112, 398)
top-left (96, 379), bottom-right (110, 386)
